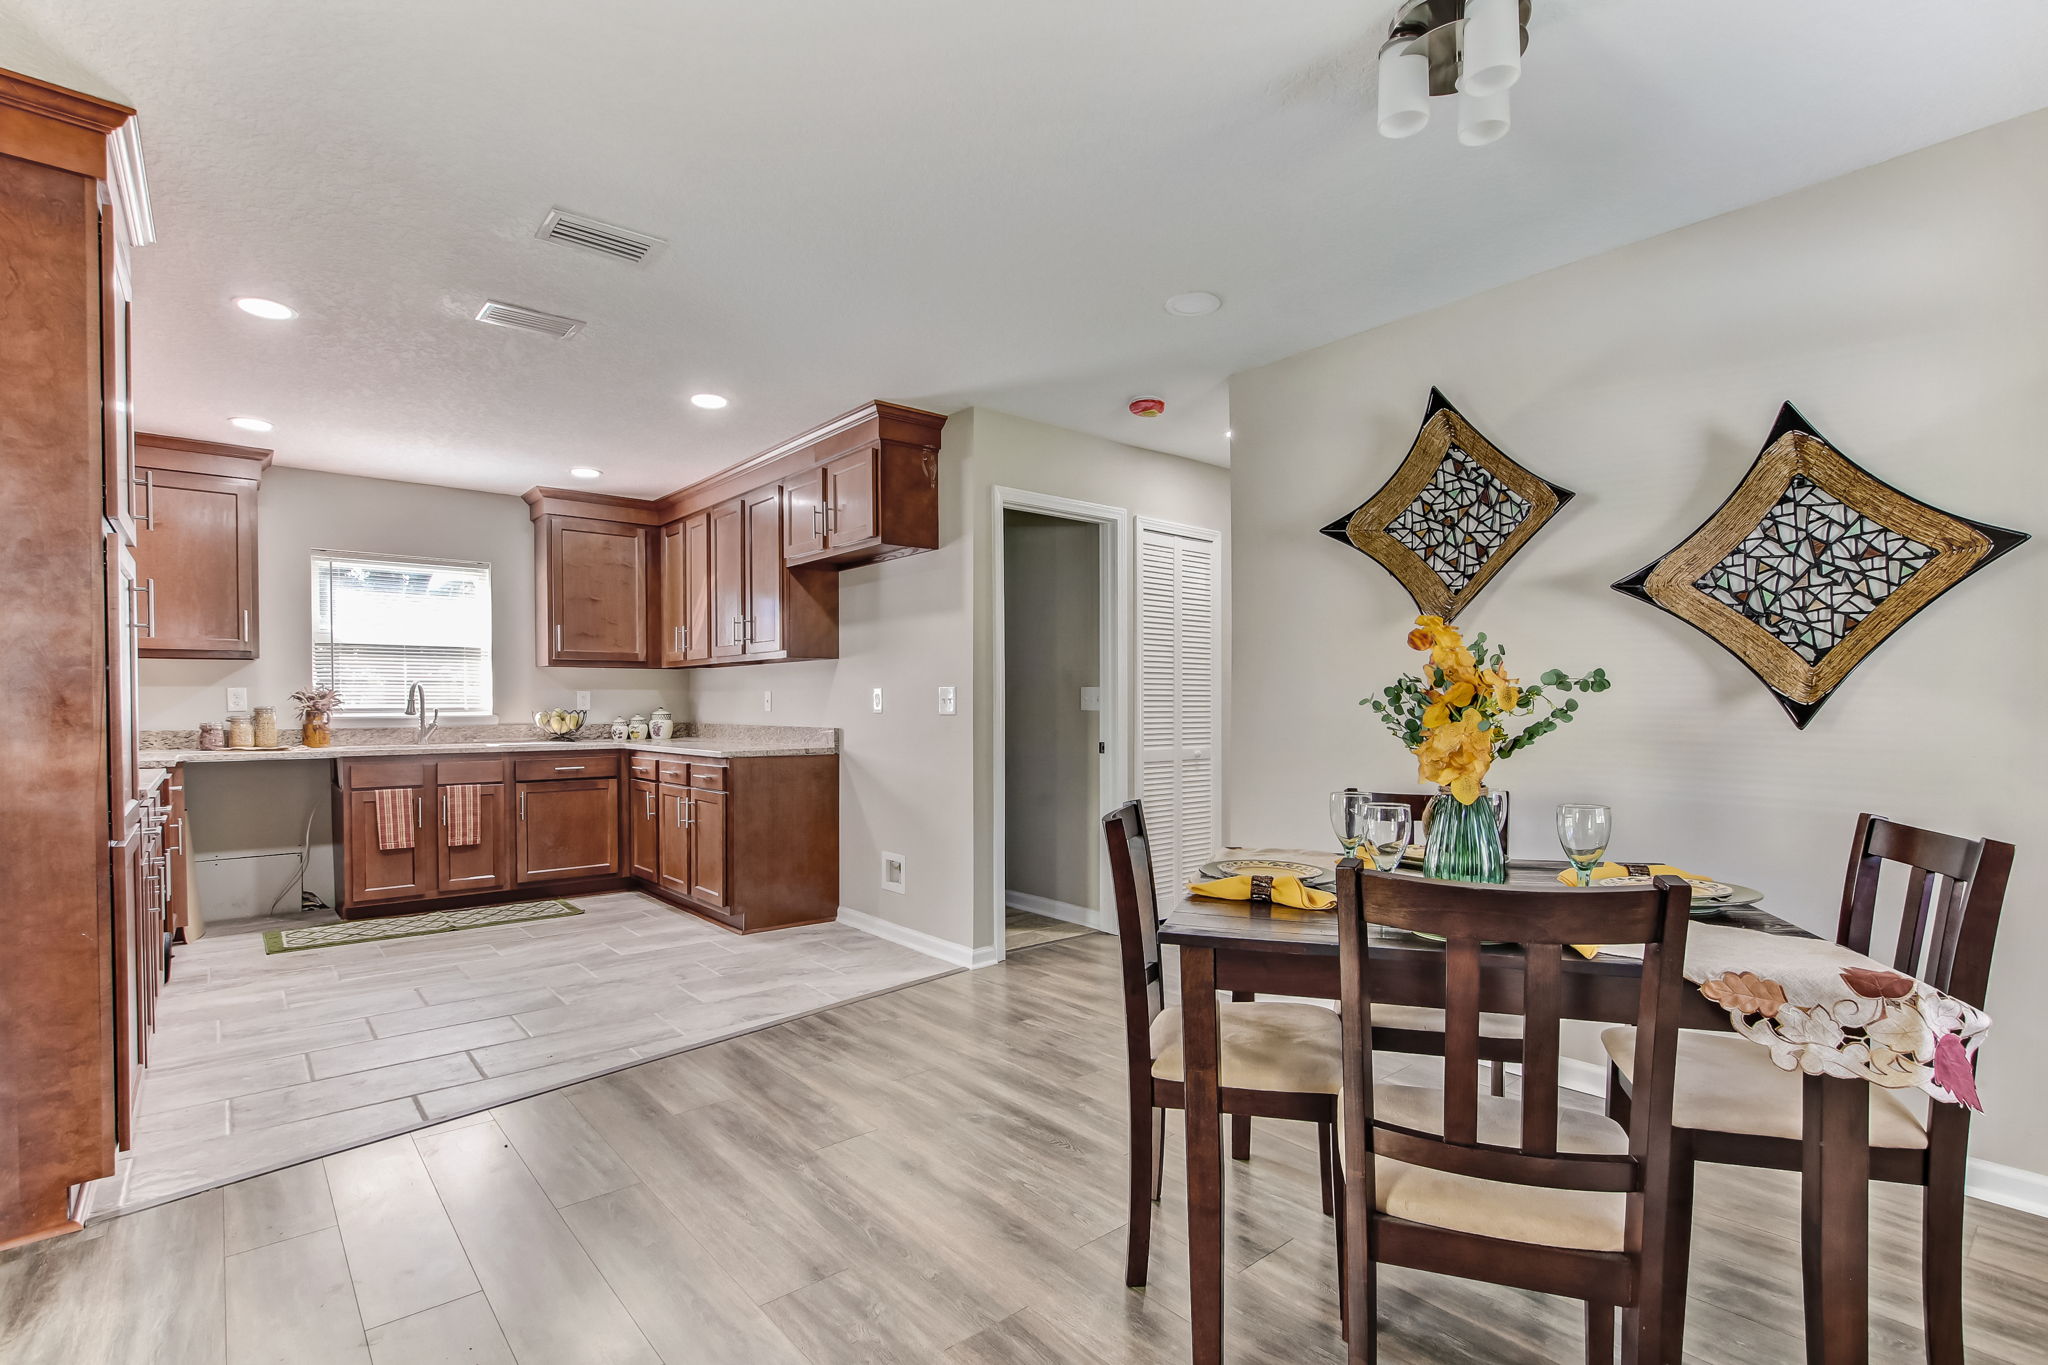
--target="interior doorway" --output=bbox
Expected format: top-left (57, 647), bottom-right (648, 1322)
top-left (990, 489), bottom-right (1129, 959)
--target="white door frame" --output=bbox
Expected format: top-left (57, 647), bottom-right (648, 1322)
top-left (989, 486), bottom-right (1132, 961)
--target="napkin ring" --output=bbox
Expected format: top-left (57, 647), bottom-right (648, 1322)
top-left (1249, 875), bottom-right (1275, 903)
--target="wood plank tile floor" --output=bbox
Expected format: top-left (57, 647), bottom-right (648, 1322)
top-left (1005, 908), bottom-right (1099, 952)
top-left (4, 934), bottom-right (2042, 1364)
top-left (86, 891), bottom-right (953, 1219)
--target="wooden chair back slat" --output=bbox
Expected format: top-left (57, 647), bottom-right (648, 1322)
top-left (1335, 863), bottom-right (1692, 1204)
top-left (1834, 812), bottom-right (2014, 1009)
top-left (1103, 802), bottom-right (1167, 1076)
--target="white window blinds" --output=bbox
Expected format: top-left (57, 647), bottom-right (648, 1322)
top-left (1135, 520), bottom-right (1222, 905)
top-left (311, 552), bottom-right (493, 716)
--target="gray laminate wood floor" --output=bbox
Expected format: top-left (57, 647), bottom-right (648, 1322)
top-left (5, 934), bottom-right (2043, 1365)
top-left (1005, 907), bottom-right (1099, 952)
top-left (88, 891), bottom-right (952, 1219)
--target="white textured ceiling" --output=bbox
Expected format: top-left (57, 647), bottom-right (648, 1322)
top-left (10, 0), bottom-right (2048, 495)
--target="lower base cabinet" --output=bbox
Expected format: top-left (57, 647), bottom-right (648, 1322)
top-left (333, 748), bottom-right (835, 933)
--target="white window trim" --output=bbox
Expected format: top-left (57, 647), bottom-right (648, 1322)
top-left (311, 547), bottom-right (496, 720)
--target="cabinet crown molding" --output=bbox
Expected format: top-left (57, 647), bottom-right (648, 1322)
top-left (135, 432), bottom-right (273, 479)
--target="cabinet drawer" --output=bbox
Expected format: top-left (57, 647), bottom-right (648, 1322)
top-left (344, 759), bottom-right (430, 790)
top-left (628, 753), bottom-right (659, 781)
top-left (436, 758), bottom-right (508, 785)
top-left (514, 752), bottom-right (620, 782)
top-left (655, 758), bottom-right (690, 785)
top-left (688, 763), bottom-right (727, 791)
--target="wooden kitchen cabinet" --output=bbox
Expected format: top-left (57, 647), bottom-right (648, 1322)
top-left (707, 497), bottom-right (747, 660)
top-left (782, 465), bottom-right (827, 561)
top-left (743, 485), bottom-right (783, 656)
top-left (628, 778), bottom-right (660, 882)
top-left (341, 784), bottom-right (435, 907)
top-left (535, 511), bottom-right (654, 666)
top-left (436, 782), bottom-right (510, 898)
top-left (515, 777), bottom-right (622, 884)
top-left (657, 521), bottom-right (689, 666)
top-left (686, 784), bottom-right (728, 907)
top-left (132, 434), bottom-right (270, 659)
top-left (656, 782), bottom-right (692, 897)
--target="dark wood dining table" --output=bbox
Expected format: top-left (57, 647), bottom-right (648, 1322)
top-left (1157, 853), bottom-right (1877, 1365)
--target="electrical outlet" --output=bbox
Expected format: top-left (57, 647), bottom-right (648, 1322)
top-left (880, 851), bottom-right (907, 894)
top-left (1079, 686), bottom-right (1101, 712)
top-left (872, 687), bottom-right (885, 713)
top-left (574, 691), bottom-right (591, 711)
top-left (762, 690), bottom-right (772, 713)
top-left (937, 685), bottom-right (955, 715)
top-left (225, 687), bottom-right (249, 713)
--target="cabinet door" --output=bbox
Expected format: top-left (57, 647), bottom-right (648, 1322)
top-left (657, 783), bottom-right (692, 896)
top-left (658, 521), bottom-right (688, 666)
top-left (782, 466), bottom-right (827, 562)
top-left (106, 532), bottom-right (141, 832)
top-left (688, 787), bottom-right (728, 908)
top-left (628, 779), bottom-right (660, 882)
top-left (135, 469), bottom-right (258, 657)
top-left (102, 204), bottom-right (136, 544)
top-left (547, 517), bottom-right (651, 664)
top-left (516, 778), bottom-right (621, 883)
top-left (436, 782), bottom-right (509, 897)
top-left (824, 445), bottom-right (879, 549)
top-left (111, 822), bottom-right (143, 1150)
top-left (165, 772), bottom-right (190, 941)
top-left (344, 786), bottom-right (436, 906)
top-left (743, 485), bottom-right (783, 656)
top-left (708, 498), bottom-right (746, 660)
top-left (684, 513), bottom-right (712, 664)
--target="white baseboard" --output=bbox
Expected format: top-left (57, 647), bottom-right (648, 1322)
top-left (1004, 890), bottom-right (1109, 933)
top-left (1966, 1159), bottom-right (2048, 1219)
top-left (836, 906), bottom-right (1000, 970)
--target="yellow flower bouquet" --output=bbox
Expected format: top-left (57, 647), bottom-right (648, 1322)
top-left (1362, 616), bottom-right (1611, 881)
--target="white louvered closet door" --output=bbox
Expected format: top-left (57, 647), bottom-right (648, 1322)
top-left (1136, 521), bottom-right (1222, 906)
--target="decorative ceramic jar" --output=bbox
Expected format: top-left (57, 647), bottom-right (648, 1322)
top-left (609, 716), bottom-right (629, 740)
top-left (628, 715), bottom-right (649, 741)
top-left (650, 707), bottom-right (673, 740)
top-left (1421, 785), bottom-right (1507, 884)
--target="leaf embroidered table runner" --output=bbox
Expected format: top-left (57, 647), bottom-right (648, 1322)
top-left (1596, 923), bottom-right (1989, 1108)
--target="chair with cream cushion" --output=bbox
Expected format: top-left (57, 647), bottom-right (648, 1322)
top-left (1332, 858), bottom-right (1696, 1364)
top-left (1104, 802), bottom-right (1343, 1290)
top-left (1603, 814), bottom-right (2015, 1365)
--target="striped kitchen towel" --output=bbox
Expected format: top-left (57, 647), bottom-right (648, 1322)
top-left (444, 784), bottom-right (483, 849)
top-left (373, 786), bottom-right (416, 851)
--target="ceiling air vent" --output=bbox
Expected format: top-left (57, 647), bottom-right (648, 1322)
top-left (535, 208), bottom-right (667, 264)
top-left (474, 300), bottom-right (585, 339)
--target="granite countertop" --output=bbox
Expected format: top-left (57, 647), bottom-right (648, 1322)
top-left (138, 722), bottom-right (837, 767)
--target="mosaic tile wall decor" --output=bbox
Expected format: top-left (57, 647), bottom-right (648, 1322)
top-left (1614, 403), bottom-right (2028, 727)
top-left (1320, 389), bottom-right (1573, 621)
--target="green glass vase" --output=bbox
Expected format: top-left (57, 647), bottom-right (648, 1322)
top-left (1422, 786), bottom-right (1507, 884)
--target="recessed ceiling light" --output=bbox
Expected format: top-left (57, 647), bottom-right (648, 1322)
top-left (1225, 429), bottom-right (1234, 438)
top-left (234, 297), bottom-right (297, 320)
top-left (569, 467), bottom-right (603, 480)
top-left (690, 393), bottom-right (729, 410)
top-left (1164, 291), bottom-right (1223, 317)
top-left (229, 416), bottom-right (274, 432)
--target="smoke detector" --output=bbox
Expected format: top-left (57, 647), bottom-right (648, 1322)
top-left (1128, 395), bottom-right (1166, 418)
top-left (536, 208), bottom-right (667, 265)
top-left (475, 300), bottom-right (585, 339)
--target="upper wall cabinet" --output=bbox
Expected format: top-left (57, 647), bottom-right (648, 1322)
top-left (525, 400), bottom-right (943, 671)
top-left (132, 434), bottom-right (270, 659)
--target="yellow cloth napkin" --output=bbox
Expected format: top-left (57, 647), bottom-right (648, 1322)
top-left (1560, 864), bottom-right (1702, 958)
top-left (1186, 875), bottom-right (1336, 911)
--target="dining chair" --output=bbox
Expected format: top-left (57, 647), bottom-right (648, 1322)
top-left (1103, 800), bottom-right (1343, 1288)
top-left (1364, 791), bottom-right (1523, 1096)
top-left (1333, 860), bottom-right (1694, 1363)
top-left (1603, 813), bottom-right (2016, 1365)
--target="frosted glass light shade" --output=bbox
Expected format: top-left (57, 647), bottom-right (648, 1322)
top-left (1458, 0), bottom-right (1522, 97)
top-left (1377, 46), bottom-right (1430, 139)
top-left (1457, 87), bottom-right (1510, 146)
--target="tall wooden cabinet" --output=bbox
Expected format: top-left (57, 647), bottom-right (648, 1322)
top-left (0, 66), bottom-right (149, 1248)
top-left (131, 434), bottom-right (270, 659)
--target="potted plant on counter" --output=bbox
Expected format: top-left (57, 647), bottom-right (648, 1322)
top-left (290, 686), bottom-right (342, 748)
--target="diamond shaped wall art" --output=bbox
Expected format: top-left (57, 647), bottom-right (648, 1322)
top-left (1613, 403), bottom-right (2028, 728)
top-left (1320, 388), bottom-right (1574, 621)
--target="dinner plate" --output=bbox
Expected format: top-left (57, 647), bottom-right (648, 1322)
top-left (1199, 858), bottom-right (1328, 882)
top-left (1589, 874), bottom-right (1765, 913)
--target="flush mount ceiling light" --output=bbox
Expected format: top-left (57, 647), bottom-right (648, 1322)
top-left (1164, 291), bottom-right (1223, 317)
top-left (229, 416), bottom-right (273, 432)
top-left (690, 393), bottom-right (729, 409)
top-left (568, 466), bottom-right (603, 479)
top-left (234, 296), bottom-right (297, 320)
top-left (1378, 0), bottom-right (1529, 146)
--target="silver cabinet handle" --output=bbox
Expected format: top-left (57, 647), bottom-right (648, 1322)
top-left (826, 502), bottom-right (837, 533)
top-left (644, 790), bottom-right (655, 817)
top-left (165, 820), bottom-right (180, 855)
top-left (672, 625), bottom-right (681, 654)
top-left (440, 792), bottom-right (448, 825)
top-left (134, 468), bottom-right (155, 530)
top-left (672, 794), bottom-right (683, 829)
top-left (416, 796), bottom-right (423, 828)
top-left (146, 579), bottom-right (157, 637)
top-left (813, 503), bottom-right (825, 537)
top-left (553, 623), bottom-right (564, 654)
top-left (680, 625), bottom-right (688, 652)
top-left (126, 581), bottom-right (149, 633)
top-left (553, 765), bottom-right (584, 772)
top-left (240, 609), bottom-right (250, 643)
top-left (684, 796), bottom-right (696, 829)
top-left (128, 579), bottom-right (156, 636)
top-left (731, 615), bottom-right (744, 645)
top-left (518, 792), bottom-right (526, 821)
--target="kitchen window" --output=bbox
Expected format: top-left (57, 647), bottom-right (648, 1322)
top-left (311, 551), bottom-right (494, 718)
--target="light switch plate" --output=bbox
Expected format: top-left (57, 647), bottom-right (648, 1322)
top-left (763, 690), bottom-right (772, 712)
top-left (937, 685), bottom-right (956, 715)
top-left (1079, 686), bottom-right (1101, 712)
top-left (574, 691), bottom-right (591, 711)
top-left (872, 687), bottom-right (885, 713)
top-left (225, 687), bottom-right (249, 713)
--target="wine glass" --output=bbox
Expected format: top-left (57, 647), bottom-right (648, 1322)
top-left (1330, 790), bottom-right (1372, 861)
top-left (1361, 803), bottom-right (1412, 871)
top-left (1557, 803), bottom-right (1612, 887)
